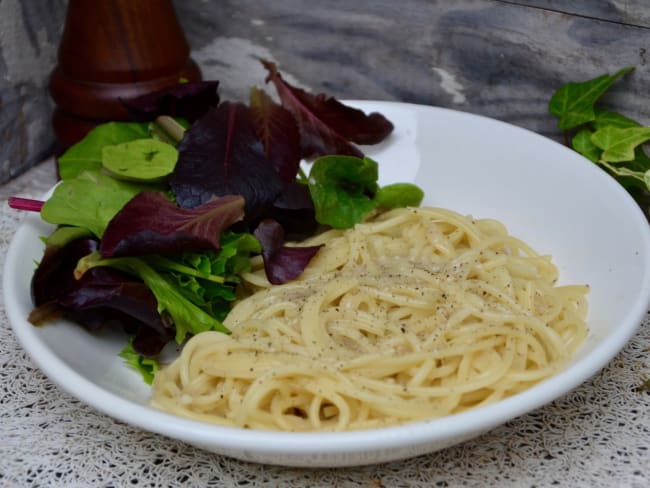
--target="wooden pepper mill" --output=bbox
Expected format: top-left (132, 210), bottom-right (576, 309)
top-left (49, 0), bottom-right (201, 147)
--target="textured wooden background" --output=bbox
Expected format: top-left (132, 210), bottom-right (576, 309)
top-left (1, 0), bottom-right (649, 184)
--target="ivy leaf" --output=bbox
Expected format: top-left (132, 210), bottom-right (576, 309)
top-left (308, 155), bottom-right (379, 229)
top-left (549, 67), bottom-right (634, 130)
top-left (40, 170), bottom-right (145, 237)
top-left (608, 147), bottom-right (650, 190)
top-left (591, 126), bottom-right (650, 163)
top-left (100, 191), bottom-right (245, 258)
top-left (596, 160), bottom-right (650, 191)
top-left (102, 138), bottom-right (178, 182)
top-left (629, 147), bottom-right (650, 172)
top-left (572, 129), bottom-right (601, 163)
top-left (249, 86), bottom-right (302, 182)
top-left (593, 108), bottom-right (641, 130)
top-left (58, 122), bottom-right (150, 180)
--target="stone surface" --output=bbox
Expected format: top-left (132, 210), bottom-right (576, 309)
top-left (2, 0), bottom-right (650, 182)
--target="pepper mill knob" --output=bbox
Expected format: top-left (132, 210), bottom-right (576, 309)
top-left (49, 0), bottom-right (201, 147)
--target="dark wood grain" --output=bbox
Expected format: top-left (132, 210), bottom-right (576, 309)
top-left (49, 0), bottom-right (201, 147)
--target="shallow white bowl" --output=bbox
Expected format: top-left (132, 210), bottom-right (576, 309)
top-left (5, 101), bottom-right (650, 467)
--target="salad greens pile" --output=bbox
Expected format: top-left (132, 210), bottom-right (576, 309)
top-left (549, 66), bottom-right (650, 212)
top-left (19, 61), bottom-right (423, 383)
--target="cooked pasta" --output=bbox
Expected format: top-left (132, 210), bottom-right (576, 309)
top-left (151, 207), bottom-right (588, 431)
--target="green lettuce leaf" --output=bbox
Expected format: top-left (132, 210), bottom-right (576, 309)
top-left (119, 338), bottom-right (160, 385)
top-left (58, 122), bottom-right (150, 180)
top-left (102, 138), bottom-right (178, 182)
top-left (375, 183), bottom-right (424, 209)
top-left (77, 252), bottom-right (230, 343)
top-left (308, 155), bottom-right (379, 229)
top-left (591, 126), bottom-right (650, 163)
top-left (40, 170), bottom-right (146, 237)
top-left (150, 232), bottom-right (260, 321)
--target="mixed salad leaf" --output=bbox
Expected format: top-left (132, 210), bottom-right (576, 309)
top-left (14, 62), bottom-right (422, 383)
top-left (120, 80), bottom-right (220, 123)
top-left (57, 122), bottom-right (151, 180)
top-left (99, 192), bottom-right (245, 257)
top-left (262, 60), bottom-right (394, 158)
top-left (40, 170), bottom-right (147, 237)
top-left (170, 102), bottom-right (285, 215)
top-left (249, 86), bottom-right (302, 182)
top-left (253, 219), bottom-right (322, 285)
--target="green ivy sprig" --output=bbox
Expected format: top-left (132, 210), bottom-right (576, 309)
top-left (549, 67), bottom-right (650, 195)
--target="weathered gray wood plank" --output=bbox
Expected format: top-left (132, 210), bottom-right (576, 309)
top-left (174, 0), bottom-right (650, 141)
top-left (503, 0), bottom-right (650, 29)
top-left (3, 0), bottom-right (650, 183)
top-left (0, 0), bottom-right (65, 184)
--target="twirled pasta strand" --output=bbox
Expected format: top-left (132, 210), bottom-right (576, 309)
top-left (151, 207), bottom-right (588, 431)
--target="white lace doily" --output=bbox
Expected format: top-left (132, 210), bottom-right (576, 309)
top-left (1, 162), bottom-right (648, 487)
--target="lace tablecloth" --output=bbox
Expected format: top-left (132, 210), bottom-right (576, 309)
top-left (1, 161), bottom-right (648, 487)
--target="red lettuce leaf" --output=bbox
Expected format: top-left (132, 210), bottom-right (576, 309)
top-left (262, 60), bottom-right (394, 158)
top-left (170, 103), bottom-right (285, 217)
top-left (269, 181), bottom-right (318, 239)
top-left (30, 237), bottom-right (172, 356)
top-left (32, 237), bottom-right (100, 307)
top-left (253, 219), bottom-right (321, 285)
top-left (68, 306), bottom-right (171, 356)
top-left (59, 267), bottom-right (173, 356)
top-left (249, 86), bottom-right (302, 182)
top-left (100, 191), bottom-right (245, 258)
top-left (121, 81), bottom-right (220, 122)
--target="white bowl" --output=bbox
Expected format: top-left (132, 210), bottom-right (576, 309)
top-left (5, 101), bottom-right (650, 467)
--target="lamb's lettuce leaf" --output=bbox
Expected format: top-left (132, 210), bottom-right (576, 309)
top-left (102, 138), bottom-right (178, 182)
top-left (57, 122), bottom-right (150, 180)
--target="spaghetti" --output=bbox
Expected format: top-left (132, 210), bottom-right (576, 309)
top-left (151, 207), bottom-right (588, 431)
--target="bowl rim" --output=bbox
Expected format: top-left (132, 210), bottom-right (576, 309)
top-left (5, 100), bottom-right (650, 464)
